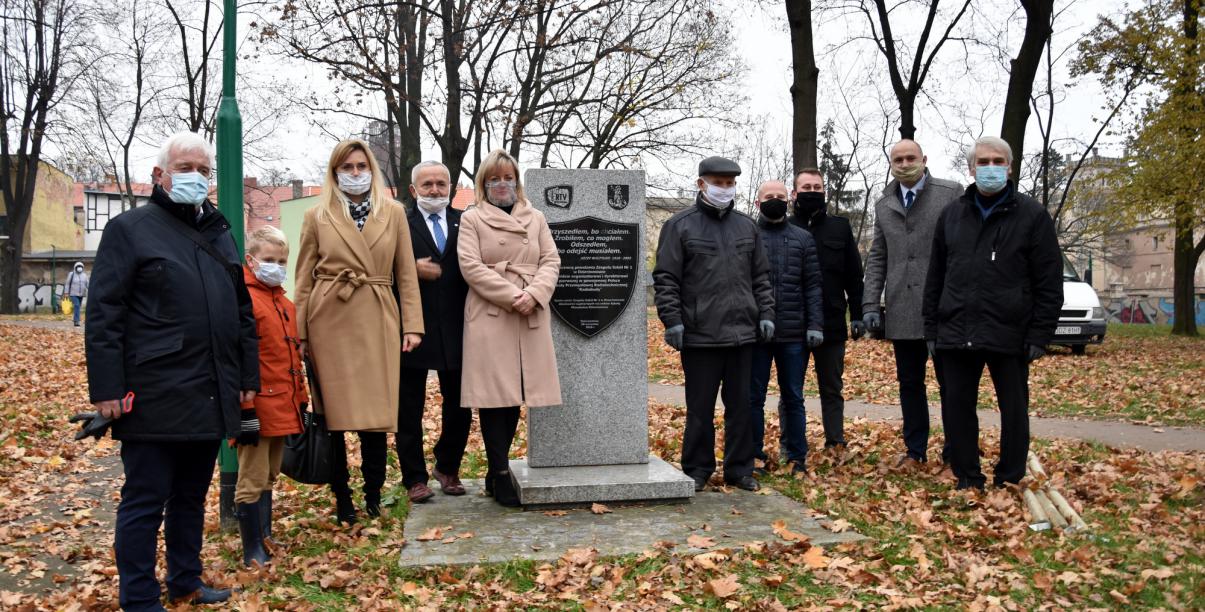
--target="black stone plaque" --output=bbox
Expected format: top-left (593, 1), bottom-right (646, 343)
top-left (547, 216), bottom-right (639, 337)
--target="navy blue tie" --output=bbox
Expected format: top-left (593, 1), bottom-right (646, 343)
top-left (904, 190), bottom-right (915, 209)
top-left (429, 213), bottom-right (446, 253)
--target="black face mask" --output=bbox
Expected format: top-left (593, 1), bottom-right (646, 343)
top-left (759, 198), bottom-right (788, 220)
top-left (794, 191), bottom-right (825, 218)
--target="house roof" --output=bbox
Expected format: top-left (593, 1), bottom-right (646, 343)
top-left (74, 182), bottom-right (155, 205)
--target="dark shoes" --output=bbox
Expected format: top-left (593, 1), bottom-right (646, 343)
top-left (407, 482), bottom-right (435, 504)
top-left (334, 490), bottom-right (357, 525)
top-left (788, 461), bottom-right (808, 475)
top-left (364, 489), bottom-right (382, 517)
top-left (488, 471), bottom-right (520, 507)
top-left (170, 584), bottom-right (232, 605)
top-left (692, 475), bottom-right (708, 492)
top-left (725, 476), bottom-right (760, 492)
top-left (237, 502), bottom-right (270, 567)
top-left (432, 468), bottom-right (466, 495)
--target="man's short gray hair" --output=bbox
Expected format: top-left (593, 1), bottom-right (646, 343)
top-left (157, 131), bottom-right (215, 171)
top-left (966, 136), bottom-right (1013, 167)
top-left (411, 160), bottom-right (450, 185)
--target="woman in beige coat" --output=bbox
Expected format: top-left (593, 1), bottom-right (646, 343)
top-left (294, 139), bottom-right (423, 524)
top-left (458, 149), bottom-right (561, 506)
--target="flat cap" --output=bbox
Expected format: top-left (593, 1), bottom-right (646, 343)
top-left (698, 156), bottom-right (742, 177)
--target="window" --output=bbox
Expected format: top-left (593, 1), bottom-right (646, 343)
top-left (1152, 236), bottom-right (1160, 251)
top-left (73, 206), bottom-right (84, 226)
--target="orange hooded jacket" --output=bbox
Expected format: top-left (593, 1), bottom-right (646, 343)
top-left (243, 266), bottom-right (307, 436)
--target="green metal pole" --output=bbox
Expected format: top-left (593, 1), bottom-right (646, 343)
top-left (216, 0), bottom-right (244, 533)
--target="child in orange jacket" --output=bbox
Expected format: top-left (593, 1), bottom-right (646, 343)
top-left (235, 226), bottom-right (307, 567)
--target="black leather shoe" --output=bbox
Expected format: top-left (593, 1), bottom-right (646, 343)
top-left (692, 476), bottom-right (708, 492)
top-left (364, 489), bottom-right (382, 517)
top-left (334, 490), bottom-right (357, 525)
top-left (725, 476), bottom-right (760, 491)
top-left (492, 471), bottom-right (520, 507)
top-left (171, 584), bottom-right (231, 605)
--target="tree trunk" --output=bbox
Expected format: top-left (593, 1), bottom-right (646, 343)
top-left (785, 0), bottom-right (818, 170)
top-left (898, 97), bottom-right (916, 139)
top-left (1000, 0), bottom-right (1054, 179)
top-left (1173, 0), bottom-right (1200, 336)
top-left (0, 171), bottom-right (35, 314)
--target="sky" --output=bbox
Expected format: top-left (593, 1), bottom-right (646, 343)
top-left (106, 0), bottom-right (1135, 194)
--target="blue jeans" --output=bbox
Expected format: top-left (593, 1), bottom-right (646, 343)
top-left (69, 295), bottom-right (83, 325)
top-left (749, 341), bottom-right (807, 464)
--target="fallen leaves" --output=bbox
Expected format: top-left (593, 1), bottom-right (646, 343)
top-left (771, 519), bottom-right (809, 543)
top-left (704, 574), bottom-right (741, 598)
top-left (686, 534), bottom-right (716, 549)
top-left (589, 503), bottom-right (612, 515)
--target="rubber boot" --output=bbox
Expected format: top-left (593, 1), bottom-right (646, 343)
top-left (237, 502), bottom-right (271, 567)
top-left (258, 491), bottom-right (279, 546)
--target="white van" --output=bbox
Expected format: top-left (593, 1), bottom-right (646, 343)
top-left (1053, 258), bottom-right (1107, 354)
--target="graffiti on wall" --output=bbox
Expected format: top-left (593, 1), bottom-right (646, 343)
top-left (17, 283), bottom-right (64, 313)
top-left (1105, 296), bottom-right (1204, 325)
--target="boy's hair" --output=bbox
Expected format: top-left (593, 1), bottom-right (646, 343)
top-left (247, 225), bottom-right (289, 257)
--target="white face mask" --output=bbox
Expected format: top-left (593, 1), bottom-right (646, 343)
top-left (252, 258), bottom-right (287, 287)
top-left (337, 171), bottom-right (372, 196)
top-left (416, 194), bottom-right (450, 215)
top-left (700, 181), bottom-right (737, 208)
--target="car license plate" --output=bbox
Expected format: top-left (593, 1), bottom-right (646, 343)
top-left (1055, 326), bottom-right (1081, 335)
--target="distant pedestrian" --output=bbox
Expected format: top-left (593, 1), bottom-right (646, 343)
top-left (64, 261), bottom-right (88, 326)
top-left (654, 156), bottom-right (774, 493)
top-left (923, 136), bottom-right (1063, 490)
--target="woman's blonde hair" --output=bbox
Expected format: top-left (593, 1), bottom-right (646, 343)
top-left (473, 149), bottom-right (528, 207)
top-left (247, 225), bottom-right (289, 257)
top-left (316, 139), bottom-right (394, 223)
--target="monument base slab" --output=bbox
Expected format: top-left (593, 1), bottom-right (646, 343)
top-left (510, 455), bottom-right (695, 508)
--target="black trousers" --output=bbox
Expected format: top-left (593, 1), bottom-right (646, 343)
top-left (807, 339), bottom-right (848, 448)
top-left (681, 345), bottom-right (755, 481)
top-left (329, 431), bottom-right (387, 496)
top-left (478, 407), bottom-right (520, 476)
top-left (396, 367), bottom-right (473, 487)
top-left (115, 439), bottom-right (219, 611)
top-left (941, 349), bottom-right (1030, 489)
top-left (892, 339), bottom-right (949, 462)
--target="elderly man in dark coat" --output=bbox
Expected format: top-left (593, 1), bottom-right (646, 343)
top-left (863, 139), bottom-right (962, 470)
top-left (86, 131), bottom-right (258, 611)
top-left (655, 156), bottom-right (774, 493)
top-left (923, 136), bottom-right (1063, 490)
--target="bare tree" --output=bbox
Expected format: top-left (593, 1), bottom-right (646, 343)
top-left (0, 0), bottom-right (94, 313)
top-left (999, 0), bottom-right (1054, 178)
top-left (785, 0), bottom-right (818, 170)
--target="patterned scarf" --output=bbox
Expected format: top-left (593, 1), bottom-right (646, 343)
top-left (348, 199), bottom-right (372, 231)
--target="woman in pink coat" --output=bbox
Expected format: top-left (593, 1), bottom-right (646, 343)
top-left (458, 149), bottom-right (561, 506)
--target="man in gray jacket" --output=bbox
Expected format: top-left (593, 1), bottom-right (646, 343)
top-left (654, 156), bottom-right (775, 493)
top-left (862, 139), bottom-right (960, 470)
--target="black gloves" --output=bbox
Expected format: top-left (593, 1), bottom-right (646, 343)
top-left (664, 324), bottom-right (685, 351)
top-left (862, 311), bottom-right (882, 333)
top-left (1026, 344), bottom-right (1046, 363)
top-left (237, 408), bottom-right (260, 447)
top-left (69, 412), bottom-right (114, 441)
top-left (759, 320), bottom-right (776, 342)
top-left (849, 320), bottom-right (865, 340)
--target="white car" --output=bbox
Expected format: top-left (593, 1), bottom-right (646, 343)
top-left (1053, 259), bottom-right (1107, 355)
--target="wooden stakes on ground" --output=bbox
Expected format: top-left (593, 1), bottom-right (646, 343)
top-left (1024, 451), bottom-right (1089, 533)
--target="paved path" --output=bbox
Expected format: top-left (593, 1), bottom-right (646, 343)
top-left (648, 383), bottom-right (1205, 454)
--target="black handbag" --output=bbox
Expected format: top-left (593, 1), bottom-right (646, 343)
top-left (281, 358), bottom-right (334, 484)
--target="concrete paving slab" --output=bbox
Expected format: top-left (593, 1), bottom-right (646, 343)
top-left (509, 455), bottom-right (695, 507)
top-left (399, 478), bottom-right (862, 568)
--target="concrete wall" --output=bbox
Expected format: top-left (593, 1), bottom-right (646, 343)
top-left (1103, 295), bottom-right (1205, 326)
top-left (1, 162), bottom-right (83, 251)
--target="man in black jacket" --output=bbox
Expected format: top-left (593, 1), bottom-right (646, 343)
top-left (86, 132), bottom-right (258, 610)
top-left (396, 161), bottom-right (472, 504)
top-left (923, 136), bottom-right (1063, 490)
top-left (749, 180), bottom-right (824, 474)
top-left (654, 156), bottom-right (775, 492)
top-left (789, 169), bottom-right (865, 456)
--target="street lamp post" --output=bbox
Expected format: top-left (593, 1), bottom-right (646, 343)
top-left (216, 0), bottom-right (244, 533)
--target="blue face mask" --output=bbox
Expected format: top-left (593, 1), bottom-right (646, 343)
top-left (253, 259), bottom-right (287, 287)
top-left (168, 171), bottom-right (210, 206)
top-left (975, 165), bottom-right (1009, 194)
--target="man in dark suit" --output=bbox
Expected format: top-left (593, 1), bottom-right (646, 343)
top-left (396, 161), bottom-right (472, 503)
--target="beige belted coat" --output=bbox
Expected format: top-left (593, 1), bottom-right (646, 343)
top-left (294, 200), bottom-right (423, 431)
top-left (458, 199), bottom-right (562, 408)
